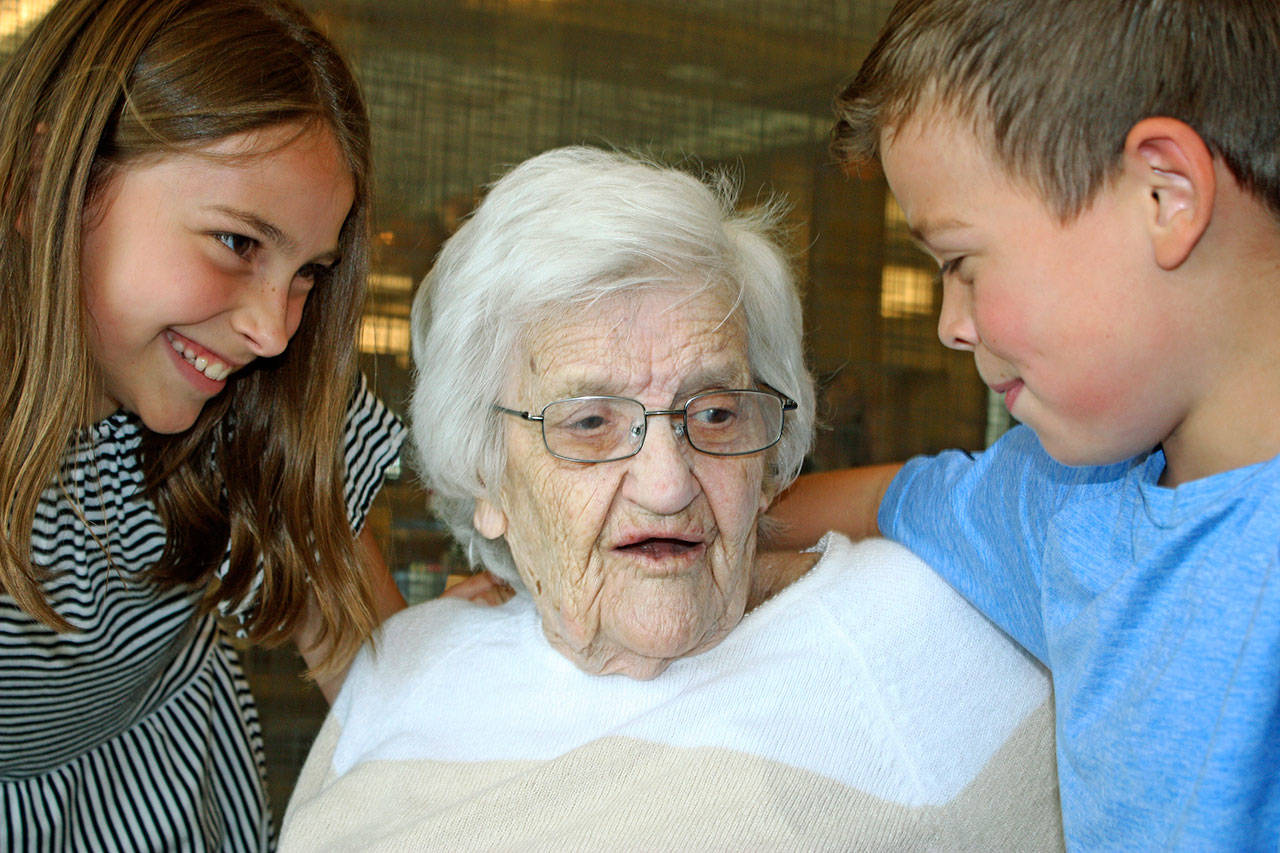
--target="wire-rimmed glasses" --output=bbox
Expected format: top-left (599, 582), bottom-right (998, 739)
top-left (494, 388), bottom-right (797, 463)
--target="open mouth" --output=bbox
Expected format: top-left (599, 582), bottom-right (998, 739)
top-left (616, 537), bottom-right (703, 559)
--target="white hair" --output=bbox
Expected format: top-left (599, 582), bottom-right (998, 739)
top-left (410, 146), bottom-right (815, 581)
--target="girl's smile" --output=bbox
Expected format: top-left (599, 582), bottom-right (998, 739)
top-left (165, 331), bottom-right (235, 383)
top-left (80, 122), bottom-right (355, 433)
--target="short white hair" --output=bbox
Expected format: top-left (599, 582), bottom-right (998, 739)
top-left (410, 146), bottom-right (815, 581)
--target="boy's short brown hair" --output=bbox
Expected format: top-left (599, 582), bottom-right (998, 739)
top-left (834, 0), bottom-right (1280, 220)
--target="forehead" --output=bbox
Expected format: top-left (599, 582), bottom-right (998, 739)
top-left (879, 106), bottom-right (1035, 245)
top-left (514, 285), bottom-right (750, 400)
top-left (882, 105), bottom-right (995, 185)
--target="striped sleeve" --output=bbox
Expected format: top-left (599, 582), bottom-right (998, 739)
top-left (343, 374), bottom-right (407, 534)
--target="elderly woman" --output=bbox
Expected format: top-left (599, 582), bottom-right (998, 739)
top-left (280, 147), bottom-right (1062, 850)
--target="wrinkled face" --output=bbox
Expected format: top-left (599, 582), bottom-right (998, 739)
top-left (879, 107), bottom-right (1194, 466)
top-left (477, 286), bottom-right (767, 680)
top-left (81, 122), bottom-right (356, 433)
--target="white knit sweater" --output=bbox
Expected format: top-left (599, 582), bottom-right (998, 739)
top-left (281, 534), bottom-right (1062, 851)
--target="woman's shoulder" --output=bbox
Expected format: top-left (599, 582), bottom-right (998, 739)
top-left (328, 592), bottom-right (550, 774)
top-left (763, 532), bottom-right (1050, 737)
top-left (798, 533), bottom-right (1038, 659)
top-left (334, 592), bottom-right (536, 719)
top-left (351, 593), bottom-right (529, 675)
top-left (777, 532), bottom-right (972, 617)
top-left (765, 533), bottom-right (1053, 801)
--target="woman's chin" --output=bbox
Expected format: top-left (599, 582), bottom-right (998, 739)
top-left (607, 620), bottom-right (737, 679)
top-left (600, 654), bottom-right (675, 681)
top-left (548, 619), bottom-right (727, 680)
top-left (584, 641), bottom-right (713, 680)
top-left (541, 578), bottom-right (748, 678)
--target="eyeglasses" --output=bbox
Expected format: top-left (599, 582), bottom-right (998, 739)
top-left (494, 389), bottom-right (798, 464)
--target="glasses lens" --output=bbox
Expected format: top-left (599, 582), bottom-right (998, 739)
top-left (685, 391), bottom-right (783, 456)
top-left (540, 397), bottom-right (645, 462)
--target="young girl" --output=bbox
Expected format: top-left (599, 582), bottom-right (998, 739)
top-left (0, 0), bottom-right (410, 848)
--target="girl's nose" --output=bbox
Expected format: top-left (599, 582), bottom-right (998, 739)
top-left (937, 276), bottom-right (978, 352)
top-left (621, 415), bottom-right (700, 515)
top-left (231, 278), bottom-right (298, 358)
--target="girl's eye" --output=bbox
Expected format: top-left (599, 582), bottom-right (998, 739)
top-left (297, 261), bottom-right (336, 284)
top-left (215, 232), bottom-right (256, 257)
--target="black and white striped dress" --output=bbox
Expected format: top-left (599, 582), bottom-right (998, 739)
top-left (1, 377), bottom-right (405, 852)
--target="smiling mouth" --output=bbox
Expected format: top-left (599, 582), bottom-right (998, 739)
top-left (166, 331), bottom-right (233, 382)
top-left (989, 378), bottom-right (1024, 411)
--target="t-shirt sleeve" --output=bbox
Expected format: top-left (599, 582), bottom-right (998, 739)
top-left (343, 374), bottom-right (407, 534)
top-left (876, 425), bottom-right (1065, 661)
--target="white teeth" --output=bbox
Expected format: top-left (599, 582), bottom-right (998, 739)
top-left (166, 333), bottom-right (230, 382)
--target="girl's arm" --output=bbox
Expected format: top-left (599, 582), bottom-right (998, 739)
top-left (296, 526), bottom-right (407, 703)
top-left (439, 570), bottom-right (516, 606)
top-left (764, 463), bottom-right (903, 550)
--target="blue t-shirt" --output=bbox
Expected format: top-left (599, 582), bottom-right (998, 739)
top-left (879, 425), bottom-right (1279, 851)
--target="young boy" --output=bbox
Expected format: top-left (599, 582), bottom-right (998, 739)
top-left (770, 0), bottom-right (1280, 849)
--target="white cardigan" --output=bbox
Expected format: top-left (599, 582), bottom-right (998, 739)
top-left (281, 535), bottom-right (1062, 851)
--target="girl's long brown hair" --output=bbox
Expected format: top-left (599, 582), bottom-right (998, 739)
top-left (0, 0), bottom-right (379, 678)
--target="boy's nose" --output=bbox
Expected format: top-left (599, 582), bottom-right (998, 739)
top-left (231, 278), bottom-right (296, 358)
top-left (621, 416), bottom-right (700, 516)
top-left (937, 276), bottom-right (978, 351)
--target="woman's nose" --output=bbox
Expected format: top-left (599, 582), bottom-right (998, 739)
top-left (231, 278), bottom-right (297, 358)
top-left (621, 416), bottom-right (700, 515)
top-left (937, 276), bottom-right (978, 352)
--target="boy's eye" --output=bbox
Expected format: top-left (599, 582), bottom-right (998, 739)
top-left (215, 232), bottom-right (257, 257)
top-left (938, 256), bottom-right (969, 282)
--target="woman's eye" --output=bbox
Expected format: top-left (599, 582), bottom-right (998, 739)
top-left (215, 232), bottom-right (257, 257)
top-left (566, 413), bottom-right (610, 433)
top-left (690, 406), bottom-right (736, 427)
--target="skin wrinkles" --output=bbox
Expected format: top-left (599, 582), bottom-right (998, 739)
top-left (483, 285), bottom-right (767, 679)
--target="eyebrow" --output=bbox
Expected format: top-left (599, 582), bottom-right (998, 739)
top-left (208, 205), bottom-right (342, 266)
top-left (675, 366), bottom-right (751, 397)
top-left (548, 365), bottom-right (752, 402)
top-left (908, 215), bottom-right (972, 246)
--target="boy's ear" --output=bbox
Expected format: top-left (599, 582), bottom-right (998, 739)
top-left (1124, 117), bottom-right (1215, 270)
top-left (473, 494), bottom-right (508, 539)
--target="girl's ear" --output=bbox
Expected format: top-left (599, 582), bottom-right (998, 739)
top-left (1124, 116), bottom-right (1215, 270)
top-left (473, 495), bottom-right (508, 539)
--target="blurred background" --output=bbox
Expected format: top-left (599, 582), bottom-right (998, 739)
top-left (4, 0), bottom-right (1010, 830)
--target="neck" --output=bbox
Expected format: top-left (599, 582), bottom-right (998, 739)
top-left (748, 549), bottom-right (821, 610)
top-left (1160, 395), bottom-right (1280, 486)
top-left (1157, 184), bottom-right (1280, 486)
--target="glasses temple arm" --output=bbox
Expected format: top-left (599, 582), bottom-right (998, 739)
top-left (492, 404), bottom-right (543, 422)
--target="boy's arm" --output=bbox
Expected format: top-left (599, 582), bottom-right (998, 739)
top-left (764, 463), bottom-right (903, 550)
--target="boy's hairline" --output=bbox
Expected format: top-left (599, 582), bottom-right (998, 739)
top-left (840, 83), bottom-right (1128, 225)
